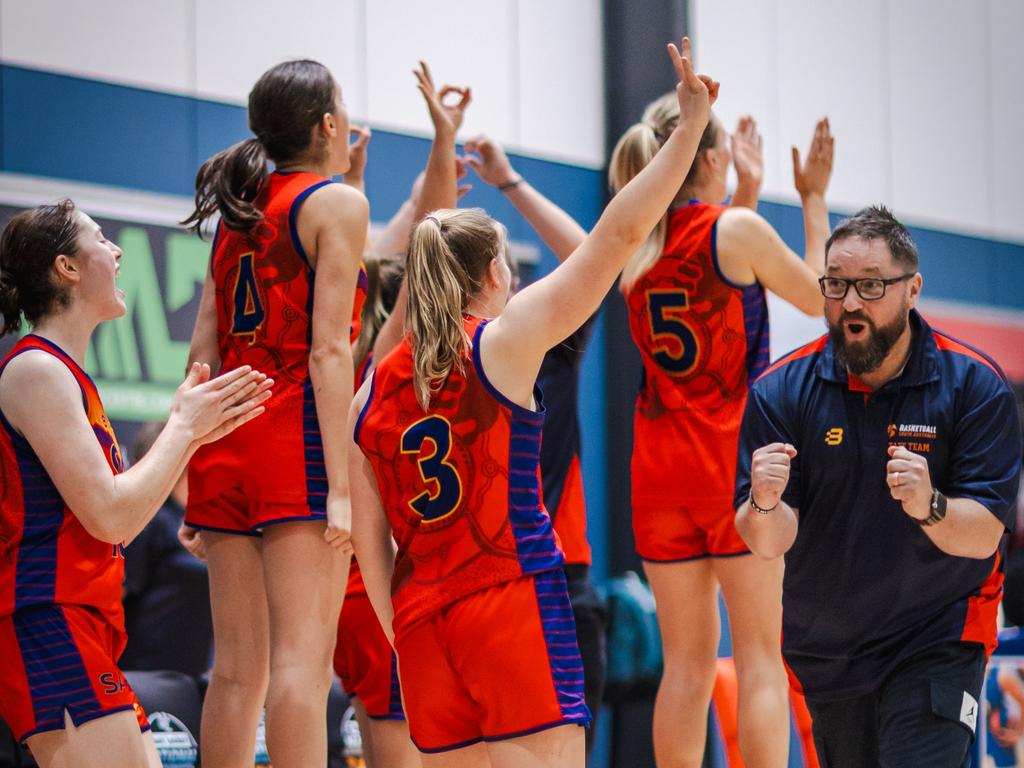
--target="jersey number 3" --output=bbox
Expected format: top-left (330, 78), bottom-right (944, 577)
top-left (647, 290), bottom-right (699, 375)
top-left (231, 252), bottom-right (265, 336)
top-left (400, 416), bottom-right (463, 522)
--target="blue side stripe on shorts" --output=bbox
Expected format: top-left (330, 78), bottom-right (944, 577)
top-left (388, 651), bottom-right (405, 718)
top-left (13, 607), bottom-right (102, 732)
top-left (531, 571), bottom-right (591, 722)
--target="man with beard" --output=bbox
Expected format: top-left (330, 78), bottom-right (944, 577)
top-left (732, 205), bottom-right (1022, 767)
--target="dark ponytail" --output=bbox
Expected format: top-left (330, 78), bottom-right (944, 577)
top-left (0, 198), bottom-right (80, 336)
top-left (183, 59), bottom-right (339, 236)
top-left (182, 138), bottom-right (267, 235)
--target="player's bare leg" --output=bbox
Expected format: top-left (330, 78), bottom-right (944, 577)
top-left (262, 520), bottom-right (348, 768)
top-left (486, 723), bottom-right (584, 768)
top-left (26, 709), bottom-right (160, 768)
top-left (363, 716), bottom-right (419, 768)
top-left (644, 558), bottom-right (720, 768)
top-left (201, 531), bottom-right (270, 768)
top-left (715, 554), bottom-right (789, 768)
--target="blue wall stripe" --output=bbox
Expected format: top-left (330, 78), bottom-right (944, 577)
top-left (757, 200), bottom-right (1024, 313)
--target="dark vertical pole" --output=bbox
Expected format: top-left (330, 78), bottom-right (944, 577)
top-left (601, 0), bottom-right (689, 577)
top-left (601, 4), bottom-right (689, 765)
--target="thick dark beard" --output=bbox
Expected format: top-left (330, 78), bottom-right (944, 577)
top-left (829, 308), bottom-right (909, 376)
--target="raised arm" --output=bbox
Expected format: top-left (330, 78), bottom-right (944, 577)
top-left (370, 65), bottom-right (473, 364)
top-left (413, 61), bottom-right (470, 217)
top-left (0, 354), bottom-right (270, 544)
top-left (715, 117), bottom-right (834, 317)
top-left (464, 134), bottom-right (586, 262)
top-left (791, 117), bottom-right (833, 277)
top-left (729, 115), bottom-right (763, 211)
top-left (343, 126), bottom-right (371, 195)
top-left (481, 38), bottom-right (716, 404)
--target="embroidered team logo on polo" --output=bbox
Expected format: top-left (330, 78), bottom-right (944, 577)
top-left (824, 428), bottom-right (844, 446)
top-left (888, 423), bottom-right (938, 453)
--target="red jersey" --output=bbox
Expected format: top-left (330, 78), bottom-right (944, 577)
top-left (189, 171), bottom-right (366, 508)
top-left (626, 203), bottom-right (770, 506)
top-left (0, 336), bottom-right (126, 630)
top-left (355, 317), bottom-right (564, 635)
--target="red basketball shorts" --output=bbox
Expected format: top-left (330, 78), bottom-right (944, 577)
top-left (0, 604), bottom-right (149, 742)
top-left (334, 592), bottom-right (404, 719)
top-left (394, 569), bottom-right (590, 753)
top-left (185, 485), bottom-right (324, 536)
top-left (632, 498), bottom-right (749, 562)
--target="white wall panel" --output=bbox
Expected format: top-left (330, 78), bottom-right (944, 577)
top-left (776, 0), bottom-right (890, 212)
top-left (887, 0), bottom-right (992, 232)
top-left (364, 0), bottom-right (517, 144)
top-left (195, 0), bottom-right (367, 118)
top-left (516, 0), bottom-right (605, 166)
top-left (692, 0), bottom-right (784, 194)
top-left (989, 0), bottom-right (1024, 239)
top-left (0, 0), bottom-right (193, 93)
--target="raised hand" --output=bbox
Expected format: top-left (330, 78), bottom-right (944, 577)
top-left (346, 126), bottom-right (371, 183)
top-left (792, 117), bottom-right (834, 199)
top-left (732, 115), bottom-right (764, 189)
top-left (667, 37), bottom-right (717, 131)
top-left (749, 443), bottom-right (797, 511)
top-left (464, 134), bottom-right (518, 187)
top-left (170, 363), bottom-right (273, 446)
top-left (886, 445), bottom-right (933, 521)
top-left (413, 60), bottom-right (472, 137)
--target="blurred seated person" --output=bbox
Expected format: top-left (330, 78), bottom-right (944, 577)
top-left (120, 421), bottom-right (213, 676)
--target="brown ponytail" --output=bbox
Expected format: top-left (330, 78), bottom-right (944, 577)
top-left (406, 208), bottom-right (505, 410)
top-left (0, 199), bottom-right (80, 335)
top-left (609, 93), bottom-right (719, 290)
top-left (182, 138), bottom-right (267, 234)
top-left (183, 59), bottom-right (339, 236)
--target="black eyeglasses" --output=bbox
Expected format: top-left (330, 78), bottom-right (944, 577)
top-left (818, 274), bottom-right (916, 301)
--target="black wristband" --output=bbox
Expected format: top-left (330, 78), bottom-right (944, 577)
top-left (917, 488), bottom-right (948, 527)
top-left (749, 491), bottom-right (778, 515)
top-left (497, 178), bottom-right (523, 192)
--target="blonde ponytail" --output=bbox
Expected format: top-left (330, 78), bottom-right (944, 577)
top-left (610, 93), bottom-right (719, 291)
top-left (406, 208), bottom-right (504, 410)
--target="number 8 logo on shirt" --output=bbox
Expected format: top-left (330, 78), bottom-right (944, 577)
top-left (400, 415), bottom-right (463, 522)
top-left (647, 289), bottom-right (700, 375)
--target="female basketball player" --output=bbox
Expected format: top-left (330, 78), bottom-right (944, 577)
top-left (610, 91), bottom-right (834, 767)
top-left (182, 58), bottom-right (373, 768)
top-left (0, 199), bottom-right (271, 768)
top-left (332, 62), bottom-right (471, 768)
top-left (349, 37), bottom-right (716, 768)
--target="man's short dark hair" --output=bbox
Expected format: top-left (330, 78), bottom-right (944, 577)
top-left (825, 205), bottom-right (919, 271)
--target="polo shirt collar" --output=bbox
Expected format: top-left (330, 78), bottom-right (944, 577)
top-left (815, 309), bottom-right (940, 390)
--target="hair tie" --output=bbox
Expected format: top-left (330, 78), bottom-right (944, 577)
top-left (425, 215), bottom-right (442, 229)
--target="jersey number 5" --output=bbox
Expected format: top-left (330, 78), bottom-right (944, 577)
top-left (400, 416), bottom-right (463, 522)
top-left (231, 252), bottom-right (265, 336)
top-left (647, 290), bottom-right (699, 375)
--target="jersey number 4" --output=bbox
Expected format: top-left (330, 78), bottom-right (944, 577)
top-left (400, 416), bottom-right (463, 522)
top-left (231, 252), bottom-right (265, 336)
top-left (647, 290), bottom-right (700, 375)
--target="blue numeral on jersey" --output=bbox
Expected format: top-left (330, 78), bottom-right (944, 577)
top-left (400, 416), bottom-right (463, 522)
top-left (231, 252), bottom-right (264, 336)
top-left (648, 290), bottom-right (699, 374)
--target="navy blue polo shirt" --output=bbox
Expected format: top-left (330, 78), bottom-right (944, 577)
top-left (735, 310), bottom-right (1022, 700)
